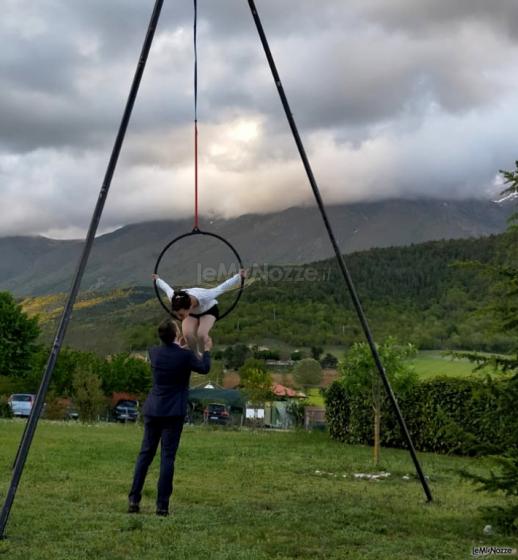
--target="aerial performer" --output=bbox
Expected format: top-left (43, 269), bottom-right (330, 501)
top-left (153, 269), bottom-right (247, 356)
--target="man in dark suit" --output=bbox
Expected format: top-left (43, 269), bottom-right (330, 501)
top-left (128, 318), bottom-right (211, 516)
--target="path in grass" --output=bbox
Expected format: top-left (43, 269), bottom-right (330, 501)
top-left (0, 420), bottom-right (516, 560)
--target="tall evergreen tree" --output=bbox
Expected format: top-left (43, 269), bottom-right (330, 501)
top-left (0, 292), bottom-right (40, 379)
top-left (462, 164), bottom-right (518, 533)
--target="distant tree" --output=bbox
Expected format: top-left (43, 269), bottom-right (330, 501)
top-left (239, 358), bottom-right (273, 404)
top-left (103, 353), bottom-right (150, 395)
top-left (339, 339), bottom-right (417, 466)
top-left (126, 324), bottom-right (158, 351)
top-left (320, 353), bottom-right (338, 369)
top-left (500, 162), bottom-right (518, 229)
top-left (223, 344), bottom-right (251, 370)
top-left (29, 346), bottom-right (102, 396)
top-left (310, 346), bottom-right (323, 361)
top-left (290, 350), bottom-right (304, 361)
top-left (253, 348), bottom-right (280, 360)
top-left (0, 292), bottom-right (40, 378)
top-left (72, 367), bottom-right (106, 423)
top-left (293, 358), bottom-right (323, 388)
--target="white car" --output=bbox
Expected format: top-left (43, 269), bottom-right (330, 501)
top-left (8, 394), bottom-right (35, 417)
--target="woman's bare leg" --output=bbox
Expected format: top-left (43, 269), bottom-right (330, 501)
top-left (197, 315), bottom-right (216, 352)
top-left (182, 316), bottom-right (199, 354)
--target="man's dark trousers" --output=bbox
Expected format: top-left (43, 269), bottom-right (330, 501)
top-left (128, 415), bottom-right (184, 510)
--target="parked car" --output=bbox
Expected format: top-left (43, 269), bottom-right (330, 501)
top-left (112, 399), bottom-right (139, 422)
top-left (65, 405), bottom-right (79, 421)
top-left (204, 403), bottom-right (231, 425)
top-left (8, 394), bottom-right (35, 418)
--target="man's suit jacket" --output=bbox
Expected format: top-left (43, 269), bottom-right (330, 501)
top-left (142, 343), bottom-right (211, 417)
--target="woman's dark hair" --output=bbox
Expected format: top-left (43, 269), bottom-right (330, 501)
top-left (158, 319), bottom-right (178, 344)
top-left (171, 290), bottom-right (191, 312)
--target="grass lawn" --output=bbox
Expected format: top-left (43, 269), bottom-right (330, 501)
top-left (0, 420), bottom-right (516, 560)
top-left (326, 347), bottom-right (496, 379)
top-left (408, 351), bottom-right (495, 379)
top-left (306, 388), bottom-right (325, 406)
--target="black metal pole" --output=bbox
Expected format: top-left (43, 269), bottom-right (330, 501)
top-left (0, 0), bottom-right (165, 539)
top-left (247, 0), bottom-right (432, 502)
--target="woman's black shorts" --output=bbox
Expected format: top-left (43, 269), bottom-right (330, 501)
top-left (190, 304), bottom-right (220, 320)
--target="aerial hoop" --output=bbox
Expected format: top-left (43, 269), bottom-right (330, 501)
top-left (153, 227), bottom-right (245, 321)
top-left (153, 5), bottom-right (244, 323)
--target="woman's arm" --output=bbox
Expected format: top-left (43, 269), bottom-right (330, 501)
top-left (153, 275), bottom-right (175, 301)
top-left (207, 270), bottom-right (244, 298)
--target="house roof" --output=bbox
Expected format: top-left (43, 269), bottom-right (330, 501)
top-left (111, 392), bottom-right (139, 406)
top-left (272, 383), bottom-right (306, 398)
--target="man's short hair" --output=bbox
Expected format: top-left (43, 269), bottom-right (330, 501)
top-left (158, 319), bottom-right (178, 344)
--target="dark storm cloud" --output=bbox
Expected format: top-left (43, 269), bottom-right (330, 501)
top-left (359, 0), bottom-right (518, 39)
top-left (2, 0), bottom-right (511, 149)
top-left (1, 0), bottom-right (518, 236)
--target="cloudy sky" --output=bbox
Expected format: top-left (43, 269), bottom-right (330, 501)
top-left (2, 0), bottom-right (518, 238)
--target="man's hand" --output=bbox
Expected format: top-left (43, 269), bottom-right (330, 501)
top-left (239, 269), bottom-right (248, 279)
top-left (203, 337), bottom-right (213, 352)
top-left (152, 273), bottom-right (159, 281)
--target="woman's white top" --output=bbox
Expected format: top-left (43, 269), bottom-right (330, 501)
top-left (155, 274), bottom-right (241, 314)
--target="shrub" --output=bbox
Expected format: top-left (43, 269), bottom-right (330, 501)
top-left (223, 344), bottom-right (251, 369)
top-left (239, 358), bottom-right (273, 404)
top-left (293, 358), bottom-right (322, 388)
top-left (72, 369), bottom-right (106, 423)
top-left (324, 382), bottom-right (349, 442)
top-left (286, 400), bottom-right (307, 428)
top-left (0, 395), bottom-right (13, 418)
top-left (43, 393), bottom-right (69, 420)
top-left (325, 376), bottom-right (514, 456)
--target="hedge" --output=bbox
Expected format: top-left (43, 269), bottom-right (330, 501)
top-left (325, 376), bottom-right (515, 455)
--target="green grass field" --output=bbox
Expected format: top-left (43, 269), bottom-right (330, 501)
top-left (306, 388), bottom-right (325, 406)
top-left (1, 420), bottom-right (516, 559)
top-left (325, 347), bottom-right (493, 379)
top-left (408, 351), bottom-right (495, 379)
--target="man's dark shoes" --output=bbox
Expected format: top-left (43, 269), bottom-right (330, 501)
top-left (156, 508), bottom-right (169, 517)
top-left (128, 502), bottom-right (140, 514)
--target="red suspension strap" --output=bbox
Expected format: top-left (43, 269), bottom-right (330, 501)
top-left (194, 120), bottom-right (198, 229)
top-left (193, 0), bottom-right (199, 230)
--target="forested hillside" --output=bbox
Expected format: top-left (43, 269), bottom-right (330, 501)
top-left (1, 198), bottom-right (512, 296)
top-left (20, 233), bottom-right (514, 355)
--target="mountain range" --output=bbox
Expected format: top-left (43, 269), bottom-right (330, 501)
top-left (0, 198), bottom-right (513, 297)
